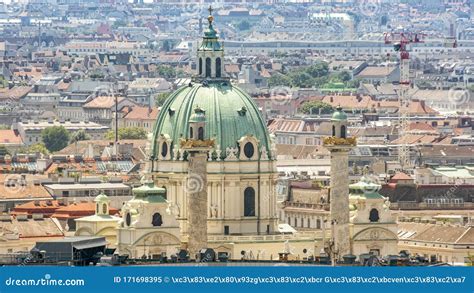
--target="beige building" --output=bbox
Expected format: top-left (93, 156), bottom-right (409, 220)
top-left (349, 180), bottom-right (398, 257)
top-left (75, 193), bottom-right (121, 248)
top-left (398, 221), bottom-right (474, 264)
top-left (119, 106), bottom-right (159, 133)
top-left (0, 214), bottom-right (64, 255)
top-left (116, 182), bottom-right (181, 258)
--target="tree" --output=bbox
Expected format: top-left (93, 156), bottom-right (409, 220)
top-left (346, 78), bottom-right (361, 89)
top-left (237, 20), bottom-right (251, 31)
top-left (105, 127), bottom-right (147, 140)
top-left (41, 126), bottom-right (70, 152)
top-left (299, 101), bottom-right (334, 115)
top-left (268, 73), bottom-right (292, 87)
top-left (27, 143), bottom-right (50, 155)
top-left (0, 76), bottom-right (8, 88)
top-left (156, 65), bottom-right (176, 79)
top-left (335, 71), bottom-right (352, 83)
top-left (162, 40), bottom-right (173, 52)
top-left (70, 129), bottom-right (91, 144)
top-left (289, 71), bottom-right (314, 88)
top-left (112, 19), bottom-right (127, 29)
top-left (306, 62), bottom-right (329, 78)
top-left (155, 92), bottom-right (170, 107)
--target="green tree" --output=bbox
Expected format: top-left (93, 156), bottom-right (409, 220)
top-left (305, 62), bottom-right (329, 78)
top-left (69, 129), bottom-right (91, 144)
top-left (289, 71), bottom-right (314, 88)
top-left (268, 73), bottom-right (292, 87)
top-left (106, 127), bottom-right (147, 140)
top-left (346, 78), bottom-right (361, 89)
top-left (27, 143), bottom-right (50, 155)
top-left (335, 71), bottom-right (352, 83)
top-left (155, 92), bottom-right (170, 107)
top-left (0, 76), bottom-right (8, 88)
top-left (112, 19), bottom-right (127, 29)
top-left (299, 101), bottom-right (334, 115)
top-left (156, 65), bottom-right (176, 79)
top-left (237, 20), bottom-right (251, 31)
top-left (41, 126), bottom-right (70, 152)
top-left (162, 40), bottom-right (173, 52)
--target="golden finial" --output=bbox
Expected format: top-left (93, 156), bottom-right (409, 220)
top-left (207, 5), bottom-right (214, 24)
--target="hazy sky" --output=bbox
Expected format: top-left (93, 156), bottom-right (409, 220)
top-left (0, 0), bottom-right (156, 3)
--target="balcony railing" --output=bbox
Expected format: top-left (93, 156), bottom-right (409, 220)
top-left (391, 202), bottom-right (474, 210)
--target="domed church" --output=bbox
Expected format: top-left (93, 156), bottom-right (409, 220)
top-left (149, 7), bottom-right (278, 241)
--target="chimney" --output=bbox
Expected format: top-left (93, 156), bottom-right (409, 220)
top-left (420, 100), bottom-right (426, 110)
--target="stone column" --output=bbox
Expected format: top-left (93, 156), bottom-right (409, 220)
top-left (329, 149), bottom-right (351, 259)
top-left (187, 151), bottom-right (208, 259)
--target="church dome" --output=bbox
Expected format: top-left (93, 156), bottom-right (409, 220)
top-left (151, 7), bottom-right (272, 161)
top-left (331, 106), bottom-right (347, 121)
top-left (94, 192), bottom-right (109, 203)
top-left (151, 82), bottom-right (272, 159)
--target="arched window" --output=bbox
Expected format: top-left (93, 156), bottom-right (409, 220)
top-left (244, 187), bottom-right (255, 216)
top-left (369, 208), bottom-right (380, 222)
top-left (205, 57), bottom-right (211, 77)
top-left (215, 57), bottom-right (221, 78)
top-left (341, 125), bottom-right (346, 139)
top-left (102, 203), bottom-right (107, 214)
top-left (161, 186), bottom-right (167, 199)
top-left (161, 142), bottom-right (168, 158)
top-left (316, 219), bottom-right (321, 229)
top-left (96, 203), bottom-right (99, 214)
top-left (332, 125), bottom-right (336, 136)
top-left (189, 127), bottom-right (193, 139)
top-left (307, 218), bottom-right (311, 228)
top-left (198, 127), bottom-right (204, 140)
top-left (243, 142), bottom-right (254, 158)
top-left (125, 213), bottom-right (131, 226)
top-left (199, 58), bottom-right (203, 75)
top-left (152, 213), bottom-right (163, 226)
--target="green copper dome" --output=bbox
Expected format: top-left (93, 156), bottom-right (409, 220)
top-left (151, 82), bottom-right (272, 160)
top-left (94, 192), bottom-right (109, 203)
top-left (189, 106), bottom-right (206, 123)
top-left (349, 179), bottom-right (384, 199)
top-left (331, 106), bottom-right (347, 121)
top-left (132, 182), bottom-right (167, 203)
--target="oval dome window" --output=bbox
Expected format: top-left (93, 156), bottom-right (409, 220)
top-left (244, 142), bottom-right (254, 159)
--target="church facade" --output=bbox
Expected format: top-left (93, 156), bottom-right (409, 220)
top-left (149, 8), bottom-right (279, 240)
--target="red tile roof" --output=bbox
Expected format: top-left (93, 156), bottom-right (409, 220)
top-left (123, 106), bottom-right (159, 120)
top-left (391, 172), bottom-right (413, 181)
top-left (0, 129), bottom-right (23, 144)
top-left (84, 96), bottom-right (124, 108)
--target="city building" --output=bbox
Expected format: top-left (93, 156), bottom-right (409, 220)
top-left (16, 120), bottom-right (109, 146)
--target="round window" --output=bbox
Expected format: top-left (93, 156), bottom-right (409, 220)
top-left (243, 142), bottom-right (254, 158)
top-left (125, 212), bottom-right (131, 226)
top-left (161, 142), bottom-right (168, 158)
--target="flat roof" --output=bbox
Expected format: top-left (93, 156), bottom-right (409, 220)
top-left (44, 183), bottom-right (131, 190)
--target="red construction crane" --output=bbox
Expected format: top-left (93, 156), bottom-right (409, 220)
top-left (384, 32), bottom-right (456, 171)
top-left (383, 32), bottom-right (425, 171)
